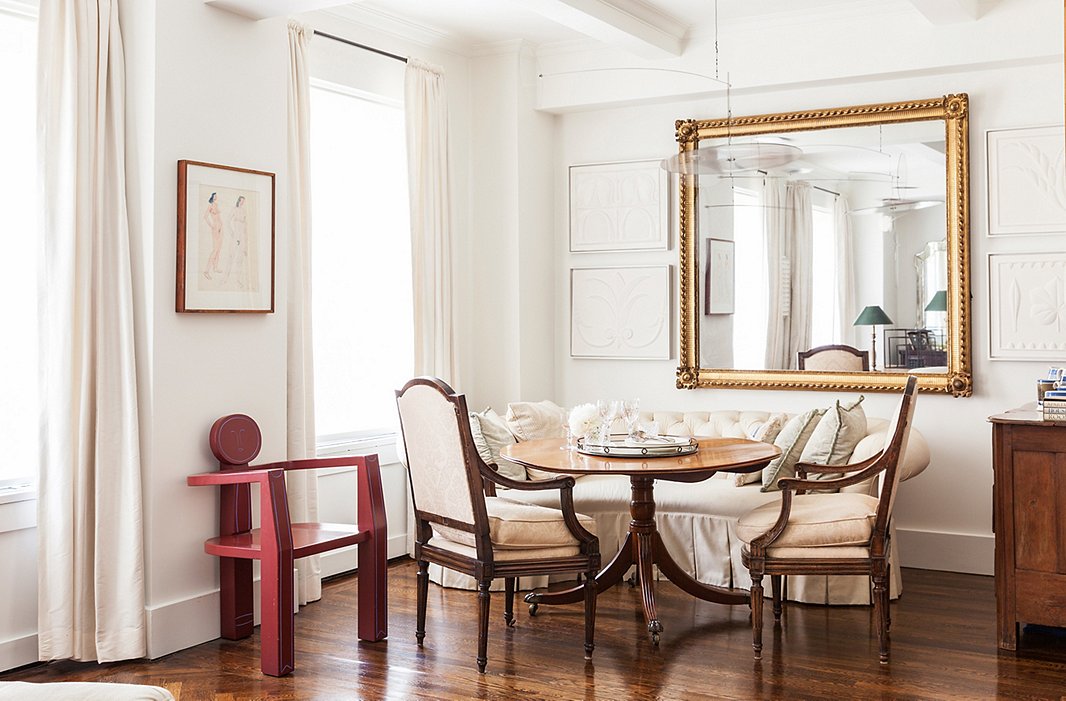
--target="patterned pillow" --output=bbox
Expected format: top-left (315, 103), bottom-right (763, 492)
top-left (505, 401), bottom-right (568, 480)
top-left (761, 408), bottom-right (825, 492)
top-left (721, 412), bottom-right (787, 486)
top-left (469, 408), bottom-right (526, 481)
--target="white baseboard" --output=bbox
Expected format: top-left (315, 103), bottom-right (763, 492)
top-left (319, 534), bottom-right (409, 579)
top-left (146, 589), bottom-right (222, 660)
top-left (897, 528), bottom-right (994, 576)
top-left (0, 632), bottom-right (38, 673)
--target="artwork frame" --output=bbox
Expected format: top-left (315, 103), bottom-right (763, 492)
top-left (988, 251), bottom-right (1066, 360)
top-left (569, 159), bottom-right (669, 252)
top-left (987, 125), bottom-right (1066, 237)
top-left (704, 238), bottom-right (735, 314)
top-left (570, 265), bottom-right (672, 360)
top-left (176, 159), bottom-right (276, 313)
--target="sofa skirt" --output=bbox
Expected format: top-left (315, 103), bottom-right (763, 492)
top-left (429, 477), bottom-right (902, 605)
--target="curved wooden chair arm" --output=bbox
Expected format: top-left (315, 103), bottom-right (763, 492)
top-left (783, 451), bottom-right (888, 493)
top-left (478, 460), bottom-right (575, 491)
top-left (749, 488), bottom-right (794, 553)
top-left (794, 451), bottom-right (882, 479)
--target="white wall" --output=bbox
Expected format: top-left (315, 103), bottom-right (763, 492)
top-left (545, 0), bottom-right (1064, 576)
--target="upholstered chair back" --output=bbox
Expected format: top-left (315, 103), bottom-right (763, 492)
top-left (797, 344), bottom-right (870, 371)
top-left (396, 378), bottom-right (480, 529)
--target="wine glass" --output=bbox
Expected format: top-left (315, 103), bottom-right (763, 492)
top-left (621, 398), bottom-right (640, 440)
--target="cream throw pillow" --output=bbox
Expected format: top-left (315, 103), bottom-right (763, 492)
top-left (799, 396), bottom-right (867, 480)
top-left (761, 408), bottom-right (825, 492)
top-left (505, 400), bottom-right (573, 480)
top-left (721, 412), bottom-right (787, 486)
top-left (469, 408), bottom-right (526, 481)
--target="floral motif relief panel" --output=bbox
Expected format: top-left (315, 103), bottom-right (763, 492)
top-left (987, 125), bottom-right (1066, 236)
top-left (570, 265), bottom-right (671, 359)
top-left (989, 252), bottom-right (1066, 359)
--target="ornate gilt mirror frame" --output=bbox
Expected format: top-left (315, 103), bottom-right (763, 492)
top-left (675, 94), bottom-right (972, 396)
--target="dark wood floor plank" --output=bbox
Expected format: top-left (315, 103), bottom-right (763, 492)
top-left (4, 561), bottom-right (1066, 700)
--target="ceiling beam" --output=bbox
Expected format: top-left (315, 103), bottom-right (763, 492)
top-left (518, 0), bottom-right (684, 58)
top-left (203, 0), bottom-right (353, 21)
top-left (906, 0), bottom-right (981, 24)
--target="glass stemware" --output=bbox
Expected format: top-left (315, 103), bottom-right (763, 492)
top-left (621, 398), bottom-right (640, 440)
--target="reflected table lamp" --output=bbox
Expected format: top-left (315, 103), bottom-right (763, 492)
top-left (854, 305), bottom-right (894, 371)
top-left (924, 290), bottom-right (948, 313)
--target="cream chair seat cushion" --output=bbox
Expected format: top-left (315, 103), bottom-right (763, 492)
top-left (434, 495), bottom-right (596, 550)
top-left (735, 493), bottom-right (880, 548)
top-left (0, 683), bottom-right (174, 700)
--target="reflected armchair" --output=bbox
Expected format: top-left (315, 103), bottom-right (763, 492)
top-left (797, 344), bottom-right (870, 372)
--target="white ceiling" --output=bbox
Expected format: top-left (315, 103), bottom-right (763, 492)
top-left (340, 0), bottom-right (990, 52)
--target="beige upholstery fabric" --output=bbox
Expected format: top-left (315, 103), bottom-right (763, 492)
top-left (735, 493), bottom-right (881, 547)
top-left (430, 536), bottom-right (582, 561)
top-left (397, 384), bottom-right (476, 524)
top-left (432, 408), bottom-right (929, 605)
top-left (762, 409), bottom-right (825, 491)
top-left (469, 408), bottom-right (525, 481)
top-left (434, 496), bottom-right (596, 549)
top-left (505, 400), bottom-right (567, 479)
top-left (721, 413), bottom-right (787, 486)
top-left (505, 400), bottom-right (566, 441)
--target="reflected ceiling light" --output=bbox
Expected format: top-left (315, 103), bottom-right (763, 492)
top-left (661, 142), bottom-right (803, 175)
top-left (849, 198), bottom-right (944, 215)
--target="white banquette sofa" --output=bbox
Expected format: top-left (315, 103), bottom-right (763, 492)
top-left (431, 399), bottom-right (929, 605)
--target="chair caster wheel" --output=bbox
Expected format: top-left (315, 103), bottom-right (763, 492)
top-left (528, 603), bottom-right (539, 616)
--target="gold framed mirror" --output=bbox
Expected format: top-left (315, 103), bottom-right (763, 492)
top-left (674, 94), bottom-right (971, 396)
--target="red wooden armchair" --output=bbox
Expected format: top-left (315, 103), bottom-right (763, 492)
top-left (187, 414), bottom-right (388, 676)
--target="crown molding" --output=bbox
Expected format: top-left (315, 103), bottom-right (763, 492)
top-left (685, 0), bottom-right (897, 39)
top-left (319, 3), bottom-right (474, 56)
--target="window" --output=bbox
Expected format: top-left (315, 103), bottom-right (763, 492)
top-left (0, 7), bottom-right (38, 487)
top-left (731, 188), bottom-right (767, 368)
top-left (310, 81), bottom-right (412, 447)
top-left (809, 201), bottom-right (837, 346)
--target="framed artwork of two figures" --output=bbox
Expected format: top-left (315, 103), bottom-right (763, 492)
top-left (176, 160), bottom-right (275, 313)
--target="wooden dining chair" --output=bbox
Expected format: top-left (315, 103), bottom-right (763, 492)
top-left (395, 377), bottom-right (600, 673)
top-left (187, 414), bottom-right (388, 676)
top-left (738, 375), bottom-right (919, 663)
top-left (797, 344), bottom-right (870, 371)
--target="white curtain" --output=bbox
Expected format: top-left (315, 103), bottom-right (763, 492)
top-left (286, 21), bottom-right (320, 606)
top-left (833, 195), bottom-right (857, 346)
top-left (37, 0), bottom-right (146, 662)
top-left (763, 181), bottom-right (814, 370)
top-left (786, 182), bottom-right (814, 366)
top-left (405, 59), bottom-right (460, 385)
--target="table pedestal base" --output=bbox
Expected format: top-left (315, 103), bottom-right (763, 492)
top-left (524, 475), bottom-right (748, 644)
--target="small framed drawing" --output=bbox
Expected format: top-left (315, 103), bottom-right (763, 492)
top-left (704, 238), bottom-right (735, 314)
top-left (988, 251), bottom-right (1066, 359)
top-left (569, 160), bottom-right (668, 252)
top-left (571, 265), bottom-right (671, 360)
top-left (987, 125), bottom-right (1066, 236)
top-left (176, 160), bottom-right (275, 313)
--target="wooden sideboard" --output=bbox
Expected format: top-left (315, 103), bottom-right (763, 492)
top-left (990, 406), bottom-right (1066, 650)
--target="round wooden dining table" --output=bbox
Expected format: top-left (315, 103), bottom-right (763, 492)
top-left (500, 436), bottom-right (780, 645)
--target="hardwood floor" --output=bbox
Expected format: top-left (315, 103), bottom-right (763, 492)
top-left (5, 560), bottom-right (1066, 700)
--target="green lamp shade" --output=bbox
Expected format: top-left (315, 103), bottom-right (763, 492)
top-left (924, 290), bottom-right (948, 313)
top-left (854, 305), bottom-right (894, 326)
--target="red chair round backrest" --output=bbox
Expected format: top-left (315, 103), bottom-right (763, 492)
top-left (210, 414), bottom-right (263, 467)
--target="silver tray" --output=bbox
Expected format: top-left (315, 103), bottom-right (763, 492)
top-left (576, 435), bottom-right (698, 458)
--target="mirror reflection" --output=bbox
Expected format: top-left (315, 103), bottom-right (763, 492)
top-left (695, 121), bottom-right (948, 374)
top-left (675, 94), bottom-right (971, 396)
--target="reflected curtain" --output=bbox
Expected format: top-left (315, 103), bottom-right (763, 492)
top-left (405, 59), bottom-right (460, 385)
top-left (833, 196), bottom-right (857, 346)
top-left (37, 0), bottom-right (146, 662)
top-left (286, 20), bottom-right (321, 606)
top-left (763, 181), bottom-right (813, 370)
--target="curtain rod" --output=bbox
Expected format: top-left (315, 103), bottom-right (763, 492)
top-left (813, 185), bottom-right (840, 197)
top-left (313, 30), bottom-right (408, 64)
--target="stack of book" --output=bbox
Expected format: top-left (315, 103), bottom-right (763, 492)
top-left (1043, 389), bottom-right (1066, 422)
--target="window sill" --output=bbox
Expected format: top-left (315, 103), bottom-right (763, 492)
top-left (0, 480), bottom-right (36, 506)
top-left (316, 433), bottom-right (401, 473)
top-left (0, 481), bottom-right (37, 534)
